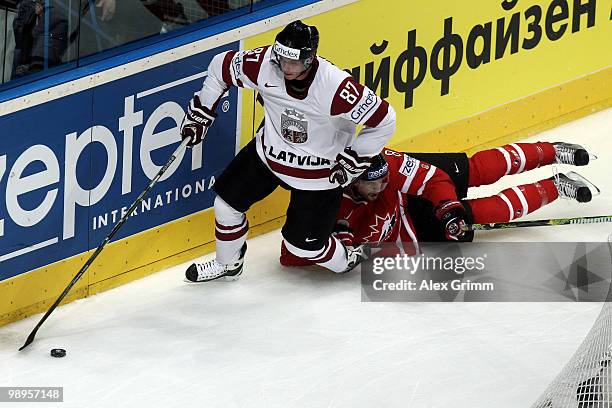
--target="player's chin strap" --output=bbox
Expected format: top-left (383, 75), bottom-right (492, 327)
top-left (463, 214), bottom-right (612, 231)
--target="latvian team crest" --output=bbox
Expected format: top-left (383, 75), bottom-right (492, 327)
top-left (281, 108), bottom-right (308, 143)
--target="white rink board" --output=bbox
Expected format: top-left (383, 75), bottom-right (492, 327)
top-left (1, 108), bottom-right (611, 408)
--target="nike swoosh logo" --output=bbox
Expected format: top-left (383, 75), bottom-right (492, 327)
top-left (454, 162), bottom-right (460, 173)
top-left (305, 238), bottom-right (317, 242)
top-left (264, 83), bottom-right (278, 88)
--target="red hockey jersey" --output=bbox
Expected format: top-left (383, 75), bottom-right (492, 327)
top-left (336, 148), bottom-right (458, 254)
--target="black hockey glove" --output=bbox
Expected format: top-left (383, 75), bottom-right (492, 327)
top-left (180, 95), bottom-right (217, 147)
top-left (434, 200), bottom-right (468, 241)
top-left (329, 149), bottom-right (371, 188)
top-left (332, 220), bottom-right (355, 247)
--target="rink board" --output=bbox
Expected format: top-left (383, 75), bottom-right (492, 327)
top-left (2, 0), bottom-right (612, 326)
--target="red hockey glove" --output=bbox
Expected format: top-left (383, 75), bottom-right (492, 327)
top-left (180, 95), bottom-right (217, 147)
top-left (329, 149), bottom-right (371, 188)
top-left (434, 200), bottom-right (468, 241)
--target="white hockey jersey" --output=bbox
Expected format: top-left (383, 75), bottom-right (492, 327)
top-left (198, 46), bottom-right (396, 190)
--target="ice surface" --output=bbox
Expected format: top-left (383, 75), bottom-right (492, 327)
top-left (1, 109), bottom-right (611, 408)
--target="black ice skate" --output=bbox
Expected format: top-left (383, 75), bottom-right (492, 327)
top-left (342, 245), bottom-right (370, 273)
top-left (551, 172), bottom-right (599, 203)
top-left (553, 142), bottom-right (593, 166)
top-left (185, 243), bottom-right (247, 283)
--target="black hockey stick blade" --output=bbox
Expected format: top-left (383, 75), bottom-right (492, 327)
top-left (19, 138), bottom-right (189, 351)
top-left (19, 329), bottom-right (38, 351)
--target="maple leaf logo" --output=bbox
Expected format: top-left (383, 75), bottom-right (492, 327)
top-left (363, 211), bottom-right (397, 242)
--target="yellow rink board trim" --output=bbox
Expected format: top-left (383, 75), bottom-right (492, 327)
top-left (0, 188), bottom-right (289, 327)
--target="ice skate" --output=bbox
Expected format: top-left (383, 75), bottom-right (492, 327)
top-left (553, 142), bottom-right (594, 166)
top-left (185, 243), bottom-right (247, 283)
top-left (552, 172), bottom-right (599, 203)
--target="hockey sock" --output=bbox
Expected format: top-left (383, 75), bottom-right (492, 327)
top-left (315, 238), bottom-right (351, 273)
top-left (282, 236), bottom-right (349, 273)
top-left (468, 179), bottom-right (558, 223)
top-left (468, 142), bottom-right (556, 187)
top-left (280, 241), bottom-right (317, 267)
top-left (214, 196), bottom-right (249, 265)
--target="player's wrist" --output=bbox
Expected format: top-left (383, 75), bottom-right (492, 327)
top-left (435, 201), bottom-right (467, 241)
top-left (181, 96), bottom-right (217, 147)
top-left (329, 149), bottom-right (372, 187)
top-left (434, 200), bottom-right (465, 221)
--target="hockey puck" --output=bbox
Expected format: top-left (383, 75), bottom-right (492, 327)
top-left (50, 348), bottom-right (66, 358)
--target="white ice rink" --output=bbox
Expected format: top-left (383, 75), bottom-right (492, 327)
top-left (1, 109), bottom-right (611, 408)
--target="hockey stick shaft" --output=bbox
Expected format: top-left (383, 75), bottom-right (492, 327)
top-left (19, 139), bottom-right (190, 351)
top-left (464, 214), bottom-right (612, 231)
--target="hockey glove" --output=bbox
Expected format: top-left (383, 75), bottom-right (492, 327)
top-left (329, 149), bottom-right (371, 188)
top-left (332, 220), bottom-right (355, 247)
top-left (434, 200), bottom-right (468, 241)
top-left (181, 95), bottom-right (217, 147)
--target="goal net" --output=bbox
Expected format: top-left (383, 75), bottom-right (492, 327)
top-left (532, 239), bottom-right (612, 408)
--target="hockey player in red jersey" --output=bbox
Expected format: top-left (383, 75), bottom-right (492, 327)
top-left (180, 21), bottom-right (396, 282)
top-left (280, 141), bottom-right (596, 264)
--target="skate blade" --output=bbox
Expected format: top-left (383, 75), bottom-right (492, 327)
top-left (221, 274), bottom-right (242, 281)
top-left (183, 274), bottom-right (242, 284)
top-left (566, 171), bottom-right (601, 196)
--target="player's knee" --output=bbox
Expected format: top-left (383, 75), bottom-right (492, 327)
top-left (282, 236), bottom-right (325, 258)
top-left (281, 224), bottom-right (328, 251)
top-left (214, 196), bottom-right (245, 223)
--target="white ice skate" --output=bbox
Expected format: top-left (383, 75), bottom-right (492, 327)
top-left (185, 243), bottom-right (247, 283)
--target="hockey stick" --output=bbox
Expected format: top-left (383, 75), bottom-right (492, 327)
top-left (19, 138), bottom-right (190, 351)
top-left (463, 214), bottom-right (612, 231)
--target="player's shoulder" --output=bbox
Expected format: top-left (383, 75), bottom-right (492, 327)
top-left (381, 148), bottom-right (408, 168)
top-left (316, 56), bottom-right (351, 84)
top-left (381, 148), bottom-right (421, 180)
top-left (312, 58), bottom-right (348, 92)
top-left (237, 45), bottom-right (273, 85)
top-left (319, 58), bottom-right (371, 116)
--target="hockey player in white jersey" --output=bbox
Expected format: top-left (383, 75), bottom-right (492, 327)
top-left (181, 20), bottom-right (396, 282)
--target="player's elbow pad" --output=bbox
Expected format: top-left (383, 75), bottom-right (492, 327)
top-left (208, 51), bottom-right (234, 86)
top-left (380, 104), bottom-right (397, 133)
